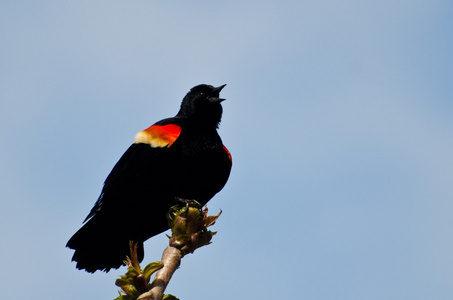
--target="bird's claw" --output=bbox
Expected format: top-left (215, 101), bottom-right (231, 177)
top-left (174, 197), bottom-right (202, 209)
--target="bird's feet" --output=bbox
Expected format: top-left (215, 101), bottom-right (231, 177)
top-left (174, 197), bottom-right (202, 209)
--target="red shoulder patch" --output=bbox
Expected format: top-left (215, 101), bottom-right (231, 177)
top-left (133, 124), bottom-right (182, 148)
top-left (223, 145), bottom-right (232, 163)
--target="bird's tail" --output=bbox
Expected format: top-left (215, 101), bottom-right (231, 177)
top-left (66, 217), bottom-right (144, 273)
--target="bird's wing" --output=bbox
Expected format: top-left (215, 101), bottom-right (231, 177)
top-left (83, 122), bottom-right (182, 222)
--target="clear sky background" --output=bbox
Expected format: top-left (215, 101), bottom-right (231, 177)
top-left (1, 1), bottom-right (453, 299)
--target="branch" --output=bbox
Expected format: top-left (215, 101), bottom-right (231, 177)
top-left (137, 246), bottom-right (181, 300)
top-left (115, 200), bottom-right (221, 300)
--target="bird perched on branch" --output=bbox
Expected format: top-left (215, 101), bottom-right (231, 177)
top-left (66, 84), bottom-right (232, 273)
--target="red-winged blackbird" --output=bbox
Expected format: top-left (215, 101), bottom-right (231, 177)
top-left (66, 84), bottom-right (232, 273)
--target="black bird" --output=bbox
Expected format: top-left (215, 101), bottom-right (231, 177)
top-left (66, 84), bottom-right (232, 272)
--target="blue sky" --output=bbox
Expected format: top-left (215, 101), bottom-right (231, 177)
top-left (1, 1), bottom-right (453, 299)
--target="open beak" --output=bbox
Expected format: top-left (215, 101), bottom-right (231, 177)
top-left (209, 84), bottom-right (227, 103)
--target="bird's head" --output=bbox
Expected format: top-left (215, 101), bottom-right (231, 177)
top-left (177, 84), bottom-right (226, 127)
